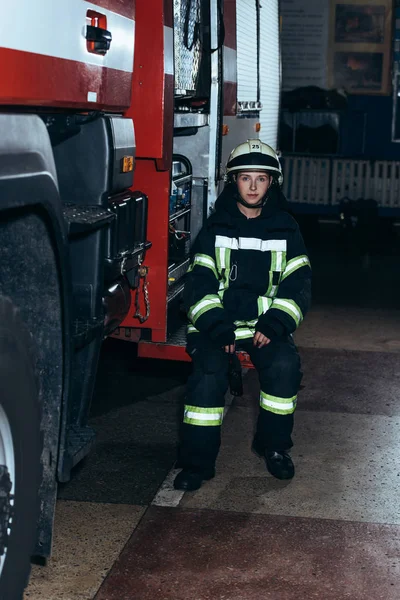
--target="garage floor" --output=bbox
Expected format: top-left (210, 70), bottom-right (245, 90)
top-left (24, 222), bottom-right (400, 600)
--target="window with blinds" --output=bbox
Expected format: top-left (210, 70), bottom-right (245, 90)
top-left (236, 0), bottom-right (258, 103)
top-left (259, 0), bottom-right (280, 148)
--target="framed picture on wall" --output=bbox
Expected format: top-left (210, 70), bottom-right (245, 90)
top-left (328, 0), bottom-right (392, 94)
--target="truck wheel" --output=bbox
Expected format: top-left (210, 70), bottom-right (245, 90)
top-left (0, 296), bottom-right (42, 599)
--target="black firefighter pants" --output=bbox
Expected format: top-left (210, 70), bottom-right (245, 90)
top-left (178, 335), bottom-right (302, 471)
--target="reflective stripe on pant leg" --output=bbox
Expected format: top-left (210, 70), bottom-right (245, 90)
top-left (178, 347), bottom-right (229, 470)
top-left (248, 336), bottom-right (301, 451)
top-left (184, 405), bottom-right (224, 426)
top-left (260, 391), bottom-right (297, 415)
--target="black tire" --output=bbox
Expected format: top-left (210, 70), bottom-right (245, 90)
top-left (0, 296), bottom-right (42, 600)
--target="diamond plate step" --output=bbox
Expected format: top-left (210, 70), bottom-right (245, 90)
top-left (63, 204), bottom-right (115, 236)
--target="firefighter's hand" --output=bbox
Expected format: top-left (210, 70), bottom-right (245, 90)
top-left (253, 332), bottom-right (271, 348)
top-left (224, 344), bottom-right (236, 354)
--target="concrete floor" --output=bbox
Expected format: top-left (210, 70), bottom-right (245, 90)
top-left (24, 224), bottom-right (400, 599)
top-left (25, 503), bottom-right (145, 600)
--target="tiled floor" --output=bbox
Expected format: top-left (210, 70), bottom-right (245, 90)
top-left (93, 331), bottom-right (400, 599)
top-left (25, 306), bottom-right (400, 599)
top-left (24, 220), bottom-right (400, 600)
top-left (96, 506), bottom-right (400, 600)
top-left (25, 502), bottom-right (145, 600)
top-left (295, 306), bottom-right (400, 353)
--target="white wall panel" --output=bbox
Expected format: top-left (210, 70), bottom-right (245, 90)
top-left (236, 0), bottom-right (258, 102)
top-left (259, 0), bottom-right (280, 148)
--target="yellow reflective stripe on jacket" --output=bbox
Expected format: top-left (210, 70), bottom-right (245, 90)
top-left (215, 246), bottom-right (231, 299)
top-left (281, 255), bottom-right (311, 282)
top-left (271, 298), bottom-right (303, 327)
top-left (257, 296), bottom-right (272, 316)
top-left (188, 294), bottom-right (223, 324)
top-left (260, 391), bottom-right (297, 415)
top-left (234, 327), bottom-right (254, 340)
top-left (188, 253), bottom-right (218, 278)
top-left (234, 319), bottom-right (257, 327)
top-left (187, 324), bottom-right (199, 334)
top-left (265, 251), bottom-right (287, 297)
top-left (184, 405), bottom-right (224, 426)
top-left (215, 246), bottom-right (231, 273)
top-left (266, 271), bottom-right (278, 298)
top-left (231, 298), bottom-right (272, 338)
top-left (270, 250), bottom-right (286, 272)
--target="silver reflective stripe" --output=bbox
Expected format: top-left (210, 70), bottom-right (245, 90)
top-left (238, 238), bottom-right (286, 252)
top-left (187, 324), bottom-right (199, 334)
top-left (184, 405), bottom-right (224, 426)
top-left (281, 255), bottom-right (311, 282)
top-left (272, 298), bottom-right (303, 327)
top-left (215, 235), bottom-right (286, 252)
top-left (269, 285), bottom-right (278, 297)
top-left (266, 270), bottom-right (279, 298)
top-left (258, 296), bottom-right (272, 315)
top-left (191, 254), bottom-right (218, 277)
top-left (216, 246), bottom-right (227, 270)
top-left (275, 251), bottom-right (284, 271)
top-left (260, 391), bottom-right (297, 415)
top-left (235, 327), bottom-right (254, 340)
top-left (234, 319), bottom-right (257, 327)
top-left (270, 250), bottom-right (286, 272)
top-left (215, 246), bottom-right (231, 298)
top-left (188, 295), bottom-right (223, 324)
top-left (216, 235), bottom-right (238, 250)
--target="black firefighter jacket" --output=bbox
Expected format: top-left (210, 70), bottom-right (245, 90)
top-left (184, 183), bottom-right (312, 346)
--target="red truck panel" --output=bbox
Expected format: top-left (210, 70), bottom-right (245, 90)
top-left (117, 0), bottom-right (173, 343)
top-left (126, 0), bottom-right (173, 166)
top-left (0, 0), bottom-right (135, 111)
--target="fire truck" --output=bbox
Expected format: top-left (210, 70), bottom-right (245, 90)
top-left (0, 0), bottom-right (280, 596)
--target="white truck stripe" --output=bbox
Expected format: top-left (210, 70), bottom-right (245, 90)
top-left (0, 0), bottom-right (135, 72)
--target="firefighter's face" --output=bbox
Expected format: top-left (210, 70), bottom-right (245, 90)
top-left (236, 171), bottom-right (272, 204)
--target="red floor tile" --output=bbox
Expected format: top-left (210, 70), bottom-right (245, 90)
top-left (96, 506), bottom-right (400, 600)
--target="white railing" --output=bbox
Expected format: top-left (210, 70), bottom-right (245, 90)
top-left (282, 155), bottom-right (400, 209)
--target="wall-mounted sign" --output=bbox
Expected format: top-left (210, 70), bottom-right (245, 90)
top-left (328, 0), bottom-right (393, 94)
top-left (280, 0), bottom-right (330, 91)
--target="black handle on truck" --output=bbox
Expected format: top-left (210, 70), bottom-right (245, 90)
top-left (86, 25), bottom-right (112, 55)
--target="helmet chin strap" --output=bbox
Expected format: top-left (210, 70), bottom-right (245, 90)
top-left (236, 193), bottom-right (267, 209)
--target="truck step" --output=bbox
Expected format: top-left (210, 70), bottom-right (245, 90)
top-left (138, 324), bottom-right (255, 368)
top-left (166, 324), bottom-right (187, 346)
top-left (138, 324), bottom-right (190, 362)
top-left (72, 317), bottom-right (104, 350)
top-left (63, 204), bottom-right (115, 236)
top-left (167, 281), bottom-right (185, 304)
top-left (168, 258), bottom-right (190, 287)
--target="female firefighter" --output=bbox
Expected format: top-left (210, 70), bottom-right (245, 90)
top-left (174, 140), bottom-right (312, 491)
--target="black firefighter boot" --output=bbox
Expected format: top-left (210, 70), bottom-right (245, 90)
top-left (252, 439), bottom-right (295, 480)
top-left (173, 467), bottom-right (216, 491)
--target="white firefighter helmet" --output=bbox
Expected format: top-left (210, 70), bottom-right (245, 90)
top-left (226, 139), bottom-right (283, 185)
